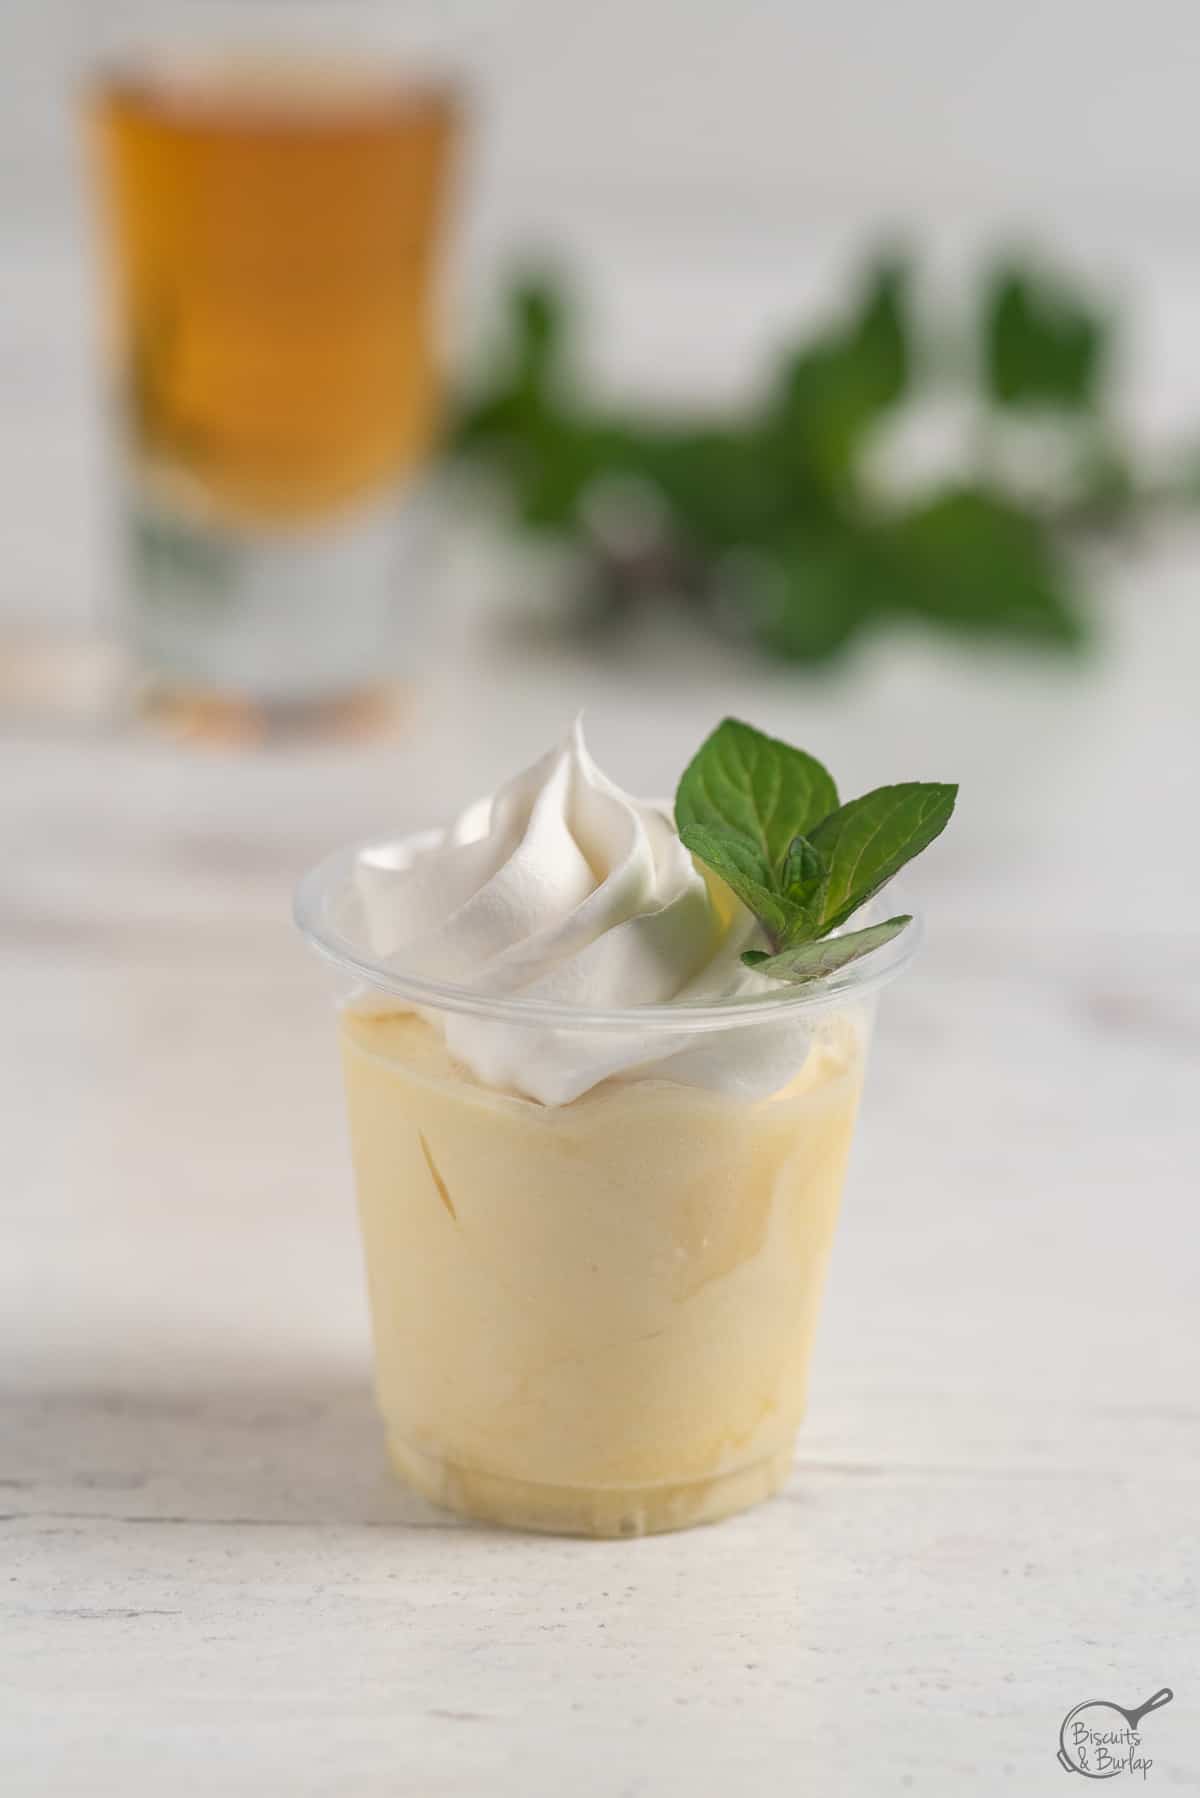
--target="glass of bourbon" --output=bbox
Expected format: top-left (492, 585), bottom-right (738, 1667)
top-left (84, 5), bottom-right (462, 737)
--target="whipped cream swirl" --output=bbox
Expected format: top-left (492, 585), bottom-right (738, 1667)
top-left (354, 723), bottom-right (807, 1103)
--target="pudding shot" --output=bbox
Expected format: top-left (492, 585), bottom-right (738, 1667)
top-left (296, 719), bottom-right (955, 1535)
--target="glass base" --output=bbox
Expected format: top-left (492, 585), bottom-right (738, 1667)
top-left (388, 1433), bottom-right (795, 1538)
top-left (135, 674), bottom-right (413, 746)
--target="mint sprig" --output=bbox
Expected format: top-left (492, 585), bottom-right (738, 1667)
top-left (675, 719), bottom-right (956, 984)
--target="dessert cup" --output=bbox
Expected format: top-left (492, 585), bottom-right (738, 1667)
top-left (296, 838), bottom-right (919, 1537)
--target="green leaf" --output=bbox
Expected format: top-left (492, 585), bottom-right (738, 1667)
top-left (675, 718), bottom-right (839, 879)
top-left (633, 424), bottom-right (787, 550)
top-left (764, 343), bottom-right (878, 498)
top-left (763, 256), bottom-right (913, 497)
top-left (777, 835), bottom-right (826, 941)
top-left (883, 487), bottom-right (1084, 646)
top-left (845, 253), bottom-right (912, 416)
top-left (781, 835), bottom-right (824, 895)
top-left (742, 915), bottom-right (913, 983)
top-left (450, 272), bottom-right (573, 460)
top-left (513, 418), bottom-right (612, 530)
top-left (807, 784), bottom-right (957, 934)
top-left (677, 822), bottom-right (791, 943)
top-left (511, 276), bottom-right (566, 364)
top-left (751, 531), bottom-right (881, 664)
top-left (982, 262), bottom-right (1107, 411)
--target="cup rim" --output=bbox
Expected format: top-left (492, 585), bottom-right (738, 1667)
top-left (293, 834), bottom-right (923, 1036)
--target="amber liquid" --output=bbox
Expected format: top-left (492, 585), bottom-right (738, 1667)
top-left (91, 65), bottom-right (459, 521)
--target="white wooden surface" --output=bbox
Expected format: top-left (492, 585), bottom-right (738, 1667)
top-left (2, 539), bottom-right (1199, 1793)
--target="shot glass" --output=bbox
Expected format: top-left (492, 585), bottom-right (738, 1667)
top-left (82, 2), bottom-right (462, 731)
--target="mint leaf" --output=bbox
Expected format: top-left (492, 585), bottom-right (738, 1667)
top-left (742, 916), bottom-right (912, 983)
top-left (848, 255), bottom-right (911, 415)
top-left (752, 531), bottom-right (880, 665)
top-left (982, 261), bottom-right (1105, 411)
top-left (807, 783), bottom-right (957, 933)
top-left (776, 835), bottom-right (826, 943)
top-left (675, 719), bottom-right (838, 879)
top-left (884, 488), bottom-right (1083, 647)
top-left (677, 823), bottom-right (791, 943)
top-left (781, 834), bottom-right (824, 896)
top-left (763, 257), bottom-right (913, 498)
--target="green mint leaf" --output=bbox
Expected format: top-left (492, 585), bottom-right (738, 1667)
top-left (750, 531), bottom-right (880, 665)
top-left (781, 834), bottom-right (824, 896)
top-left (776, 835), bottom-right (826, 944)
top-left (677, 823), bottom-right (791, 944)
top-left (844, 253), bottom-right (912, 417)
top-left (982, 261), bottom-right (1106, 411)
top-left (884, 488), bottom-right (1084, 647)
top-left (675, 719), bottom-right (838, 880)
top-left (763, 257), bottom-right (913, 498)
top-left (807, 783), bottom-right (957, 933)
top-left (742, 916), bottom-right (912, 983)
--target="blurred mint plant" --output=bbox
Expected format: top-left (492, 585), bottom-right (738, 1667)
top-left (448, 253), bottom-right (1178, 663)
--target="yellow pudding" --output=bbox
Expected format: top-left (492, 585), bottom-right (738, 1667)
top-left (297, 722), bottom-right (944, 1535)
top-left (341, 1006), bottom-right (868, 1536)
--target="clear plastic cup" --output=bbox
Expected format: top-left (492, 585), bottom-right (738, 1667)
top-left (295, 839), bottom-right (920, 1537)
